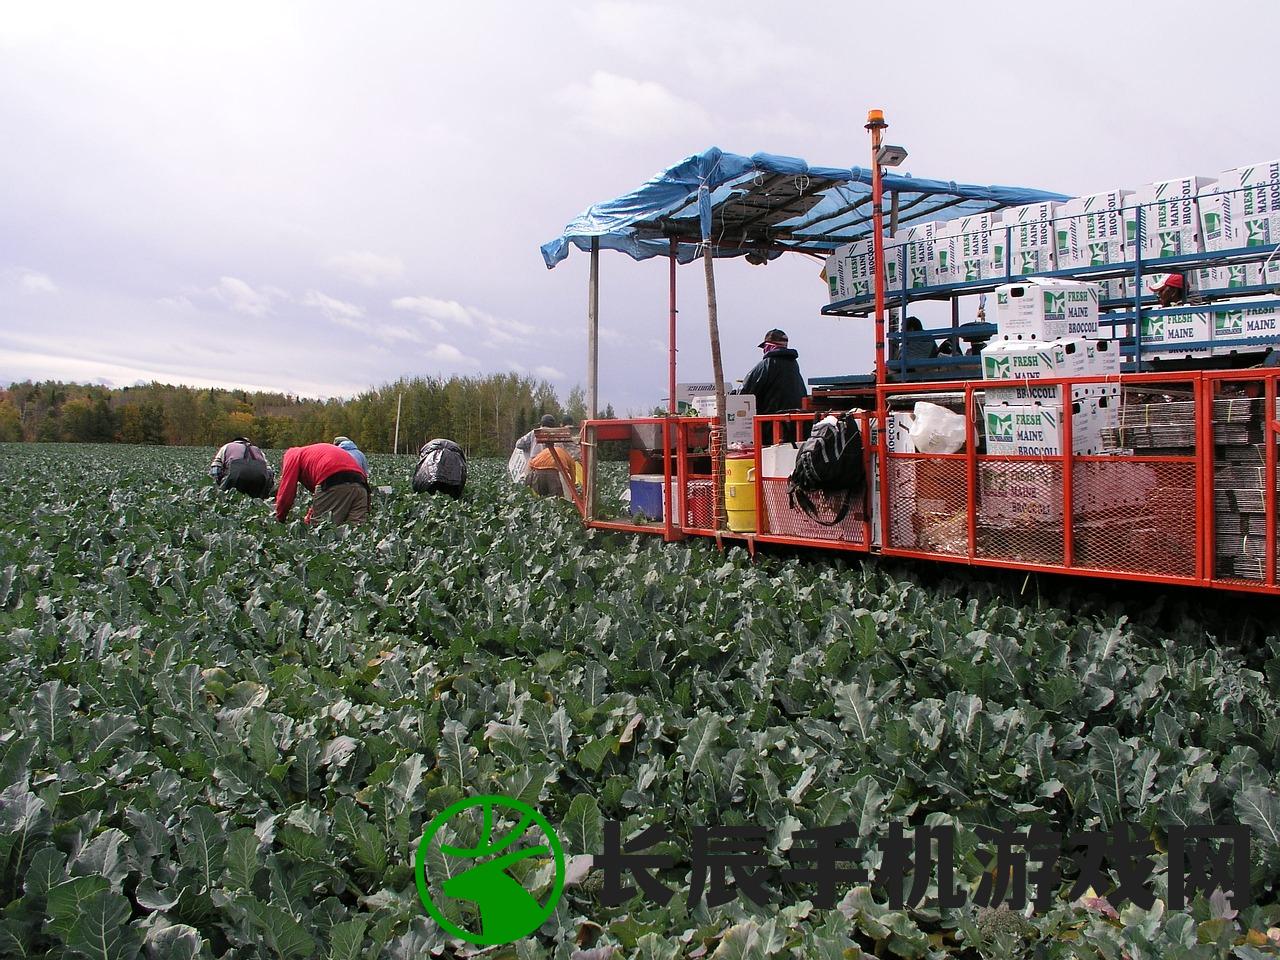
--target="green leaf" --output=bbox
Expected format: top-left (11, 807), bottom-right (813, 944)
top-left (563, 794), bottom-right (602, 855)
top-left (327, 918), bottom-right (368, 960)
top-left (232, 895), bottom-right (317, 960)
top-left (64, 890), bottom-right (141, 960)
top-left (678, 712), bottom-right (723, 780)
top-left (1236, 786), bottom-right (1280, 854)
top-left (24, 844), bottom-right (67, 898)
top-left (46, 875), bottom-right (111, 937)
top-left (223, 829), bottom-right (261, 891)
top-left (33, 680), bottom-right (78, 749)
top-left (833, 681), bottom-right (876, 741)
top-left (142, 923), bottom-right (203, 960)
top-left (70, 828), bottom-right (129, 889)
top-left (178, 806), bottom-right (227, 894)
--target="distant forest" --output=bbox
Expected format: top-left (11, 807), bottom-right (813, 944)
top-left (0, 375), bottom-right (619, 458)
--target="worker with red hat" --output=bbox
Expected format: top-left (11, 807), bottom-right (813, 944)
top-left (1149, 272), bottom-right (1187, 308)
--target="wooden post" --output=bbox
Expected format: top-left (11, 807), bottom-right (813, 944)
top-left (587, 237), bottom-right (600, 420)
top-left (703, 242), bottom-right (727, 530)
top-left (392, 391), bottom-right (402, 455)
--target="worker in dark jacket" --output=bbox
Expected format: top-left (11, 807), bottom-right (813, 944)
top-left (275, 442), bottom-right (370, 525)
top-left (737, 328), bottom-right (807, 445)
top-left (737, 328), bottom-right (807, 414)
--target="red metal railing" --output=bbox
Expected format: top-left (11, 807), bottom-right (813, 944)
top-left (579, 370), bottom-right (1280, 595)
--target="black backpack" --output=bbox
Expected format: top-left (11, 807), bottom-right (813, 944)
top-left (787, 414), bottom-right (866, 525)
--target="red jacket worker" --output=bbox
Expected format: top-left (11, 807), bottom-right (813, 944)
top-left (275, 442), bottom-right (369, 525)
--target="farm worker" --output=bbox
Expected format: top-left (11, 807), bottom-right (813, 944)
top-left (412, 438), bottom-right (467, 498)
top-left (891, 317), bottom-right (938, 367)
top-left (736, 328), bottom-right (806, 415)
top-left (333, 436), bottom-right (369, 473)
top-left (527, 442), bottom-right (578, 499)
top-left (1149, 272), bottom-right (1186, 308)
top-left (509, 414), bottom-right (557, 484)
top-left (736, 328), bottom-right (807, 445)
top-left (208, 437), bottom-right (274, 498)
top-left (275, 442), bottom-right (370, 524)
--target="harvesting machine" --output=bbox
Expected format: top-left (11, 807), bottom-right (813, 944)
top-left (542, 111), bottom-right (1280, 595)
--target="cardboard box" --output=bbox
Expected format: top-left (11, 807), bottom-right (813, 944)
top-left (984, 399), bottom-right (1100, 456)
top-left (901, 222), bottom-right (942, 291)
top-left (674, 381), bottom-right (732, 415)
top-left (1139, 308), bottom-right (1213, 360)
top-left (979, 462), bottom-right (1063, 524)
top-left (1200, 161), bottom-right (1280, 253)
top-left (994, 278), bottom-right (1101, 339)
top-left (1211, 297), bottom-right (1280, 356)
top-left (1084, 338), bottom-right (1121, 376)
top-left (693, 394), bottom-right (756, 446)
top-left (1127, 177), bottom-right (1215, 259)
top-left (1006, 201), bottom-right (1059, 275)
top-left (946, 212), bottom-right (1006, 283)
top-left (981, 337), bottom-right (1090, 380)
top-left (1055, 189), bottom-right (1134, 271)
top-left (983, 380), bottom-right (1119, 406)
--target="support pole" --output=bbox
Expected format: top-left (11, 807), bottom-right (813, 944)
top-left (703, 241), bottom-right (727, 530)
top-left (867, 111), bottom-right (888, 386)
top-left (868, 109), bottom-right (891, 551)
top-left (587, 237), bottom-right (600, 419)
top-left (669, 239), bottom-right (678, 414)
top-left (392, 391), bottom-right (402, 455)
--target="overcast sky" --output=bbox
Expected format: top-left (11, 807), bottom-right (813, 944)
top-left (3, 1), bottom-right (1278, 413)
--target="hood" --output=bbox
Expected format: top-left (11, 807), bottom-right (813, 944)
top-left (765, 347), bottom-right (799, 360)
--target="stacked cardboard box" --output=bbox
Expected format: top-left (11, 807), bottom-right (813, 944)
top-left (993, 278), bottom-right (1102, 340)
top-left (1055, 190), bottom-right (1133, 304)
top-left (934, 213), bottom-right (1006, 285)
top-left (1210, 396), bottom-right (1272, 580)
top-left (1211, 297), bottom-right (1280, 357)
top-left (900, 222), bottom-right (943, 291)
top-left (1005, 201), bottom-right (1059, 276)
top-left (1139, 307), bottom-right (1214, 360)
top-left (1200, 160), bottom-right (1280, 252)
top-left (1128, 176), bottom-right (1215, 258)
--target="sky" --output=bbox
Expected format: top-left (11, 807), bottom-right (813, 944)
top-left (2, 1), bottom-right (1279, 413)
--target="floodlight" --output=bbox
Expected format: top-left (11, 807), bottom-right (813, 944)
top-left (876, 144), bottom-right (908, 167)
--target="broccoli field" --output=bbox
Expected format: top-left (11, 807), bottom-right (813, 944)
top-left (2, 442), bottom-right (1280, 959)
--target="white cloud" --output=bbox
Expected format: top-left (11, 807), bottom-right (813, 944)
top-left (392, 295), bottom-right (475, 333)
top-left (157, 294), bottom-right (192, 308)
top-left (213, 276), bottom-right (274, 317)
top-left (422, 342), bottom-right (479, 367)
top-left (304, 289), bottom-right (365, 324)
top-left (557, 72), bottom-right (711, 141)
top-left (327, 251), bottom-right (405, 287)
top-left (8, 267), bottom-right (58, 293)
top-left (534, 364), bottom-right (565, 380)
top-left (392, 294), bottom-right (533, 346)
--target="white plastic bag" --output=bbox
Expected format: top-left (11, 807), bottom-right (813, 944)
top-left (908, 401), bottom-right (966, 454)
top-left (507, 448), bottom-right (530, 483)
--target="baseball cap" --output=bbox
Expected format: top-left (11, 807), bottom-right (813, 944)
top-left (757, 328), bottom-right (789, 348)
top-left (1148, 273), bottom-right (1185, 293)
top-left (333, 436), bottom-right (352, 446)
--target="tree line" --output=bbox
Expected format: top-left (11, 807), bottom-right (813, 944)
top-left (0, 375), bottom-right (621, 457)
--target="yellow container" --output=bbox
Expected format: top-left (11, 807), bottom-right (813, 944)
top-left (725, 455), bottom-right (757, 532)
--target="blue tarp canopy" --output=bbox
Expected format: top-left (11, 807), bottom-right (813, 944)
top-left (542, 148), bottom-right (1068, 269)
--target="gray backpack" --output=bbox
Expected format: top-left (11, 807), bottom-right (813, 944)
top-left (413, 439), bottom-right (467, 496)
